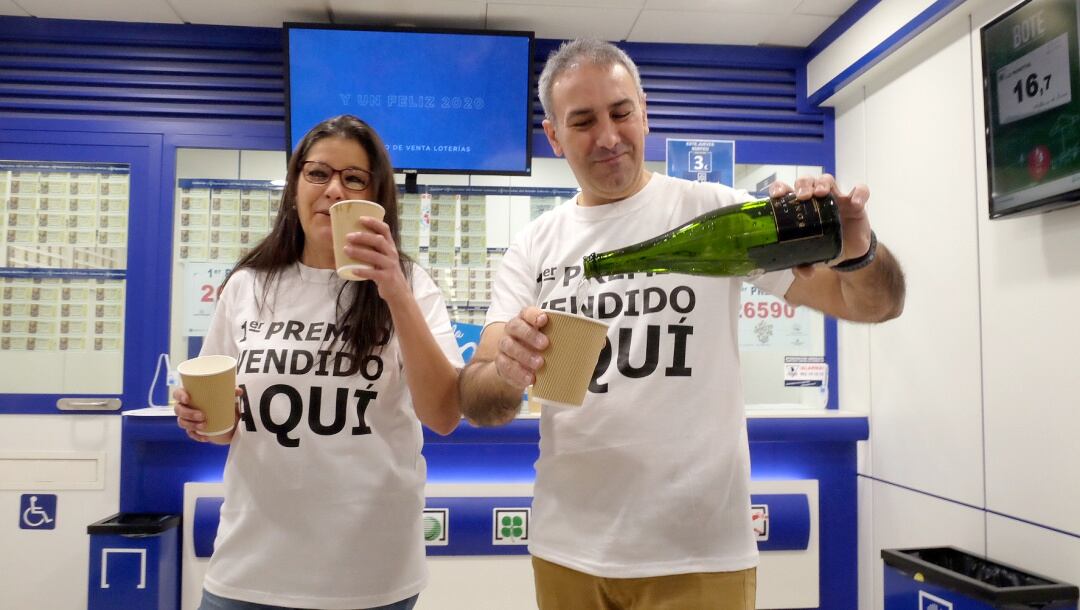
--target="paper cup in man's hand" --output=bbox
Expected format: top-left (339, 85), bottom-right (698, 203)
top-left (177, 355), bottom-right (238, 436)
top-left (530, 311), bottom-right (609, 408)
top-left (330, 200), bottom-right (385, 280)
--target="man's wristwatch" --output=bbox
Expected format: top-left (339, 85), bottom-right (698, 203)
top-left (831, 230), bottom-right (877, 272)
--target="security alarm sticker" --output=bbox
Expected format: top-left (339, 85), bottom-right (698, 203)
top-left (783, 356), bottom-right (827, 387)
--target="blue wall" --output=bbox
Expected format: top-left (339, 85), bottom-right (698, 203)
top-left (0, 16), bottom-right (832, 166)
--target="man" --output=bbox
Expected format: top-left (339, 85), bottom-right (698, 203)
top-left (458, 39), bottom-right (904, 609)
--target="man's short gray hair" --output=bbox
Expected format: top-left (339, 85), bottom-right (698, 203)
top-left (537, 39), bottom-right (644, 121)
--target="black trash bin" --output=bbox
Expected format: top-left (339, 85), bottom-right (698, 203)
top-left (884, 547), bottom-right (1078, 610)
top-left (87, 513), bottom-right (181, 610)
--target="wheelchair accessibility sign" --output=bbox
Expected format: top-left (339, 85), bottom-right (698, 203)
top-left (20, 494), bottom-right (56, 530)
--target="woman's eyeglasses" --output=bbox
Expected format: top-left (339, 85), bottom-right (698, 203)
top-left (301, 161), bottom-right (372, 192)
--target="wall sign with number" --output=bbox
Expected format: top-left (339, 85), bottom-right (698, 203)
top-left (665, 139), bottom-right (735, 186)
top-left (982, 0), bottom-right (1080, 210)
top-left (182, 262), bottom-right (232, 335)
top-left (996, 31), bottom-right (1072, 125)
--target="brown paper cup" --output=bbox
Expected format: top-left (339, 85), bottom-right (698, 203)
top-left (177, 355), bottom-right (238, 436)
top-left (330, 200), bottom-right (386, 281)
top-left (531, 310), bottom-right (609, 408)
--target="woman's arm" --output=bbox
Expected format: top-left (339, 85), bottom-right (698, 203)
top-left (346, 217), bottom-right (462, 435)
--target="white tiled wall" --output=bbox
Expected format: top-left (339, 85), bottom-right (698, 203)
top-left (826, 0), bottom-right (1080, 606)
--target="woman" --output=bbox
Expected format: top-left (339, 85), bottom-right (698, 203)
top-left (174, 115), bottom-right (462, 610)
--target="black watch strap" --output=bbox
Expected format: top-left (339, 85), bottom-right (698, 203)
top-left (831, 230), bottom-right (877, 272)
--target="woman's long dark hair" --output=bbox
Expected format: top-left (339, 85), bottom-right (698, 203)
top-left (226, 114), bottom-right (409, 358)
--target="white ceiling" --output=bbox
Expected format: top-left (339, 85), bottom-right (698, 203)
top-left (0, 0), bottom-right (856, 47)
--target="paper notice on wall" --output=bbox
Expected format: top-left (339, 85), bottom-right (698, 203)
top-left (738, 284), bottom-right (812, 350)
top-left (783, 356), bottom-right (827, 387)
top-left (183, 262), bottom-right (233, 335)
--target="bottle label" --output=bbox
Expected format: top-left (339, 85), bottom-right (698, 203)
top-left (771, 194), bottom-right (824, 242)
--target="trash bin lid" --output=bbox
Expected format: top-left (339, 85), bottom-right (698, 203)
top-left (87, 513), bottom-right (181, 535)
top-left (882, 547), bottom-right (1079, 605)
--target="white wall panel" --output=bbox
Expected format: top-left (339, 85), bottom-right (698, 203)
top-left (987, 514), bottom-right (1080, 589)
top-left (834, 89), bottom-right (873, 422)
top-left (977, 203), bottom-right (1080, 531)
top-left (858, 16), bottom-right (984, 506)
top-left (965, 0), bottom-right (1080, 538)
top-left (0, 415), bottom-right (121, 610)
top-left (238, 150), bottom-right (285, 182)
top-left (176, 149), bottom-right (239, 180)
top-left (864, 480), bottom-right (985, 610)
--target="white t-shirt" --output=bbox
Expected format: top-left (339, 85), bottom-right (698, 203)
top-left (200, 262), bottom-right (462, 609)
top-left (486, 173), bottom-right (794, 578)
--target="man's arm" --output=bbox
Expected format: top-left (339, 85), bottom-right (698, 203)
top-left (773, 175), bottom-right (905, 323)
top-left (458, 309), bottom-right (550, 427)
top-left (784, 243), bottom-right (905, 322)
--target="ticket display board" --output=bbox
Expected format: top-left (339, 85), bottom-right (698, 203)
top-left (175, 179), bottom-right (281, 264)
top-left (0, 160), bottom-right (129, 393)
top-left (397, 186), bottom-right (575, 326)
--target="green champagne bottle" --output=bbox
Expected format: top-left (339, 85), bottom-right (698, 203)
top-left (582, 192), bottom-right (843, 278)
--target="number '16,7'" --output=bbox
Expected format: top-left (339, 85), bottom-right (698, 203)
top-left (1013, 73), bottom-right (1051, 102)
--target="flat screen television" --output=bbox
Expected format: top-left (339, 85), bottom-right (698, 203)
top-left (284, 24), bottom-right (534, 175)
top-left (981, 0), bottom-right (1080, 218)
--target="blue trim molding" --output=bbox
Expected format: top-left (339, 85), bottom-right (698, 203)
top-left (187, 492), bottom-right (814, 558)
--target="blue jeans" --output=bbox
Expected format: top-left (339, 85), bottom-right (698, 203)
top-left (199, 589), bottom-right (419, 610)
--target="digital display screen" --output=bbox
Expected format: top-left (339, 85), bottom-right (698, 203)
top-left (286, 25), bottom-right (533, 174)
top-left (982, 0), bottom-right (1080, 217)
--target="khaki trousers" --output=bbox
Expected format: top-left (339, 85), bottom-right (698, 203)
top-left (533, 556), bottom-right (757, 610)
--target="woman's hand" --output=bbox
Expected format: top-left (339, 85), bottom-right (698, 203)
top-left (173, 387), bottom-right (241, 445)
top-left (343, 217), bottom-right (410, 304)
